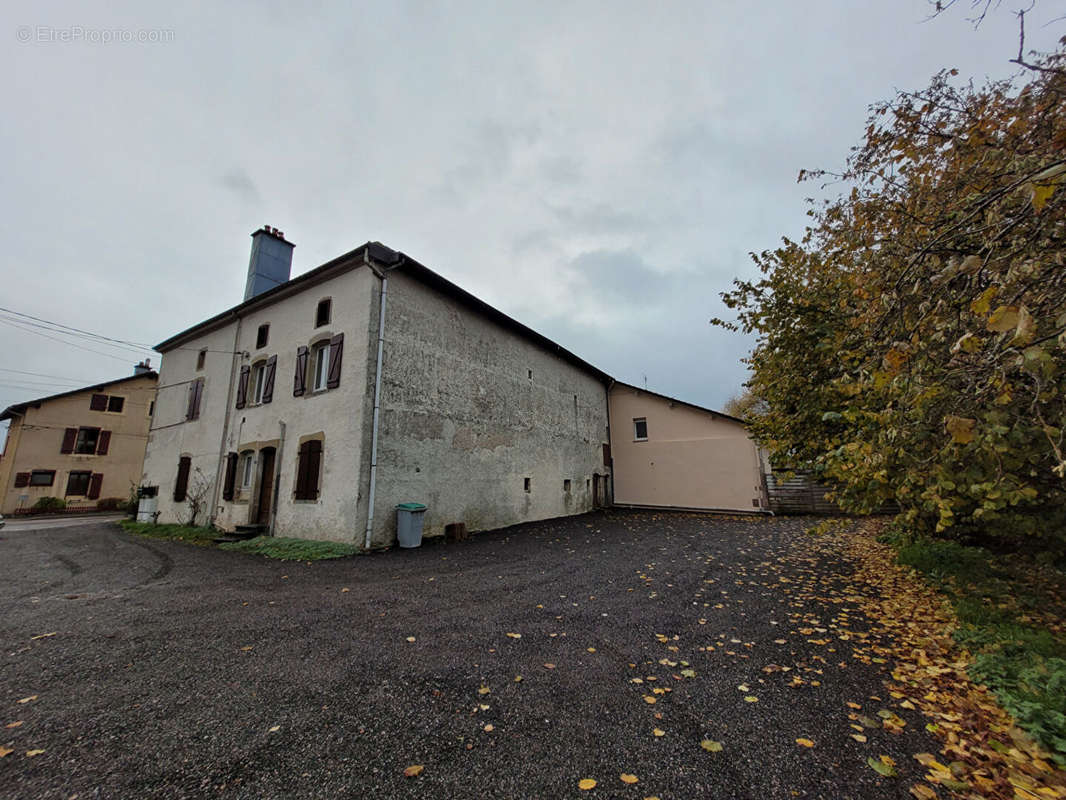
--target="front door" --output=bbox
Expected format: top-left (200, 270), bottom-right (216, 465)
top-left (253, 447), bottom-right (276, 525)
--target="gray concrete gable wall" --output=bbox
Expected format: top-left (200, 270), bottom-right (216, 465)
top-left (368, 270), bottom-right (610, 546)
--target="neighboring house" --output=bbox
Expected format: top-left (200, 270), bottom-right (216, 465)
top-left (608, 382), bottom-right (767, 513)
top-left (140, 227), bottom-right (613, 546)
top-left (0, 365), bottom-right (158, 514)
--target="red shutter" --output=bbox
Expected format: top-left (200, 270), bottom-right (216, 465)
top-left (262, 355), bottom-right (277, 403)
top-left (293, 346), bottom-right (309, 397)
top-left (174, 456), bottom-right (191, 502)
top-left (90, 394), bottom-right (108, 411)
top-left (88, 473), bottom-right (103, 500)
top-left (96, 430), bottom-right (112, 456)
top-left (61, 427), bottom-right (78, 454)
top-left (14, 472), bottom-right (30, 488)
top-left (236, 365), bottom-right (250, 409)
top-left (222, 452), bottom-right (238, 501)
top-left (305, 439), bottom-right (322, 499)
top-left (326, 333), bottom-right (344, 389)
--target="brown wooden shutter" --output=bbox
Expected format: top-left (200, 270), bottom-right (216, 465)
top-left (186, 382), bottom-right (196, 420)
top-left (193, 379), bottom-right (204, 419)
top-left (262, 355), bottom-right (277, 403)
top-left (61, 427), bottom-right (78, 454)
top-left (305, 440), bottom-right (322, 499)
top-left (294, 440), bottom-right (309, 500)
top-left (14, 472), bottom-right (30, 488)
top-left (293, 346), bottom-right (309, 397)
top-left (326, 333), bottom-right (343, 389)
top-left (88, 473), bottom-right (103, 500)
top-left (222, 452), bottom-right (238, 501)
top-left (174, 456), bottom-right (191, 501)
top-left (90, 393), bottom-right (108, 411)
top-left (602, 442), bottom-right (612, 467)
top-left (96, 430), bottom-right (112, 456)
top-left (235, 365), bottom-right (250, 409)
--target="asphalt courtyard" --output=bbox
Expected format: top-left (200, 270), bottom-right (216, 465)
top-left (0, 512), bottom-right (944, 799)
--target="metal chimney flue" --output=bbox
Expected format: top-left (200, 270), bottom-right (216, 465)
top-left (244, 225), bottom-right (295, 301)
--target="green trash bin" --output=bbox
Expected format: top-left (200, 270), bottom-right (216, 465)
top-left (396, 503), bottom-right (427, 548)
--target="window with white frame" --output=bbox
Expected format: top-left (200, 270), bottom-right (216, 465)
top-left (240, 451), bottom-right (255, 490)
top-left (633, 417), bottom-right (648, 441)
top-left (312, 342), bottom-right (330, 392)
top-left (252, 362), bottom-right (266, 404)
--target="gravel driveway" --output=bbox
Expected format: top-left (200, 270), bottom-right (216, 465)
top-left (0, 512), bottom-right (943, 799)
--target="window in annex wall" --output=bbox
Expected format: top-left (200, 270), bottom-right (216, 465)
top-left (107, 395), bottom-right (124, 413)
top-left (66, 471), bottom-right (92, 496)
top-left (633, 417), bottom-right (648, 441)
top-left (312, 342), bottom-right (330, 392)
top-left (524, 477), bottom-right (531, 492)
top-left (75, 427), bottom-right (100, 454)
top-left (315, 298), bottom-right (331, 328)
top-left (196, 349), bottom-right (207, 370)
top-left (30, 470), bottom-right (55, 486)
top-left (563, 479), bottom-right (571, 492)
top-left (256, 324), bottom-right (270, 349)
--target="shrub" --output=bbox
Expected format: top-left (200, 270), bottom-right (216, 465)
top-left (95, 497), bottom-right (126, 511)
top-left (31, 496), bottom-right (66, 512)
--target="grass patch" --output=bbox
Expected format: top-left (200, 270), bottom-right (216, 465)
top-left (117, 519), bottom-right (218, 546)
top-left (217, 536), bottom-right (357, 561)
top-left (894, 536), bottom-right (1066, 764)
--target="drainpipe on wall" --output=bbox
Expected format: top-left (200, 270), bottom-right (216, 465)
top-left (270, 420), bottom-right (286, 537)
top-left (605, 378), bottom-right (615, 507)
top-left (363, 250), bottom-right (400, 551)
top-left (210, 313), bottom-right (244, 527)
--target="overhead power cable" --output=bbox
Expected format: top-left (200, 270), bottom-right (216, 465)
top-left (0, 317), bottom-right (140, 363)
top-left (0, 305), bottom-right (155, 351)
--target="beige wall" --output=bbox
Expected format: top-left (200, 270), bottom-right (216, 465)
top-left (609, 384), bottom-right (765, 512)
top-left (0, 375), bottom-right (158, 514)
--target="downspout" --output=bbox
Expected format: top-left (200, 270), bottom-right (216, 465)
top-left (210, 312), bottom-right (244, 527)
top-left (363, 252), bottom-right (391, 550)
top-left (605, 379), bottom-right (615, 507)
top-left (270, 420), bottom-right (286, 537)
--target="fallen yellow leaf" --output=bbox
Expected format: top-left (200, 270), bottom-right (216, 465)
top-left (477, 686), bottom-right (491, 695)
top-left (340, 587), bottom-right (350, 593)
top-left (643, 696), bottom-right (657, 704)
top-left (653, 728), bottom-right (665, 737)
top-left (621, 773), bottom-right (639, 784)
top-left (543, 663), bottom-right (556, 669)
top-left (701, 739), bottom-right (723, 752)
top-left (744, 696), bottom-right (758, 703)
top-left (851, 734), bottom-right (868, 743)
top-left (16, 696), bottom-right (37, 704)
top-left (403, 764), bottom-right (424, 777)
top-left (483, 724), bottom-right (494, 732)
top-left (30, 632), bottom-right (57, 640)
top-left (578, 778), bottom-right (597, 790)
top-left (405, 636), bottom-right (416, 643)
top-left (0, 746), bottom-right (12, 758)
top-left (506, 632), bottom-right (521, 639)
top-left (25, 749), bottom-right (45, 757)
top-left (240, 646), bottom-right (253, 651)
top-left (514, 675), bottom-right (522, 682)
top-left (796, 738), bottom-right (814, 748)
top-left (6, 721), bottom-right (23, 729)
top-left (268, 725), bottom-right (280, 733)
top-left (587, 647), bottom-right (596, 653)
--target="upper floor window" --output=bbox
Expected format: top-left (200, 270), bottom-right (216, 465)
top-left (256, 324), bottom-right (270, 349)
top-left (196, 349), bottom-right (207, 370)
top-left (315, 298), bottom-right (331, 328)
top-left (312, 342), bottom-right (330, 391)
top-left (633, 417), bottom-right (648, 441)
top-left (252, 362), bottom-right (267, 404)
top-left (75, 428), bottom-right (100, 454)
top-left (61, 426), bottom-right (111, 456)
top-left (236, 357), bottom-right (275, 408)
top-left (89, 393), bottom-right (125, 413)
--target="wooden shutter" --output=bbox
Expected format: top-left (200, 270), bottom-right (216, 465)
top-left (14, 472), bottom-right (30, 488)
top-left (602, 442), bottom-right (612, 467)
top-left (222, 452), bottom-right (238, 501)
top-left (96, 430), bottom-right (112, 456)
top-left (61, 427), bottom-right (78, 454)
top-left (90, 393), bottom-right (108, 411)
top-left (326, 333), bottom-right (344, 389)
top-left (193, 379), bottom-right (204, 419)
top-left (174, 456), bottom-right (191, 502)
top-left (186, 382), bottom-right (196, 420)
top-left (293, 346), bottom-right (309, 397)
top-left (235, 365), bottom-right (250, 409)
top-left (305, 440), bottom-right (322, 499)
top-left (88, 473), bottom-right (103, 500)
top-left (262, 355), bottom-right (277, 403)
top-left (294, 441), bottom-right (309, 500)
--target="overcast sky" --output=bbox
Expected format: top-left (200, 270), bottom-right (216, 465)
top-left (1, 1), bottom-right (1061, 444)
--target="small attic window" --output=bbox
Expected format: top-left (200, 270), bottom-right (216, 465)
top-left (316, 298), bottom-right (332, 328)
top-left (196, 349), bottom-right (206, 370)
top-left (256, 324), bottom-right (269, 349)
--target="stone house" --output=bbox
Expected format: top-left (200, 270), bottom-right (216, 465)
top-left (140, 228), bottom-right (613, 546)
top-left (0, 365), bottom-right (158, 514)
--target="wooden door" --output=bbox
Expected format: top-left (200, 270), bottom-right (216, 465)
top-left (254, 447), bottom-right (276, 525)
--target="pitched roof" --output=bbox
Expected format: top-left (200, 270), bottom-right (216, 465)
top-left (612, 381), bottom-right (746, 426)
top-left (0, 371), bottom-right (158, 422)
top-left (154, 242), bottom-right (613, 384)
